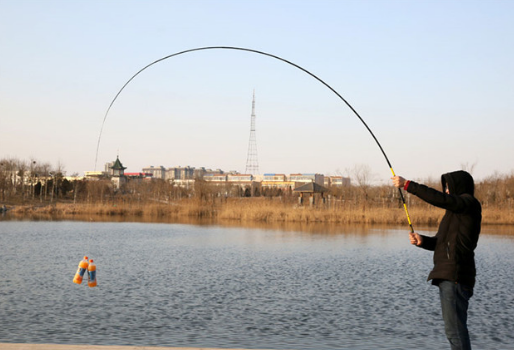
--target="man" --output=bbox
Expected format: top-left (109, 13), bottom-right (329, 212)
top-left (392, 170), bottom-right (481, 350)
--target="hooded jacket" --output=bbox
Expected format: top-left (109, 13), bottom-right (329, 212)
top-left (405, 170), bottom-right (482, 287)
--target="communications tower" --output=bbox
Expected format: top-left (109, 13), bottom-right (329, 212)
top-left (245, 91), bottom-right (259, 175)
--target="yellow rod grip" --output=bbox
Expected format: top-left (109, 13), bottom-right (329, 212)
top-left (391, 167), bottom-right (414, 233)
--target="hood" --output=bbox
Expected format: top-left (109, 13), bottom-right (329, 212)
top-left (441, 170), bottom-right (475, 196)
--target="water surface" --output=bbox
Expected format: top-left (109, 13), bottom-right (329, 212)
top-left (0, 220), bottom-right (513, 350)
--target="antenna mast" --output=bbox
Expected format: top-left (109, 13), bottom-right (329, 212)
top-left (245, 91), bottom-right (259, 174)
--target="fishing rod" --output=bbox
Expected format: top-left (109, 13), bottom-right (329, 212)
top-left (95, 46), bottom-right (414, 233)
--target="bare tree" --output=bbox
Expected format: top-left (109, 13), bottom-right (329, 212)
top-left (29, 159), bottom-right (37, 200)
top-left (0, 160), bottom-right (8, 200)
top-left (350, 164), bottom-right (376, 203)
top-left (16, 159), bottom-right (28, 200)
top-left (39, 162), bottom-right (52, 201)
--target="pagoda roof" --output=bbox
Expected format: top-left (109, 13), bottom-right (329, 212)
top-left (293, 182), bottom-right (328, 193)
top-left (110, 156), bottom-right (126, 170)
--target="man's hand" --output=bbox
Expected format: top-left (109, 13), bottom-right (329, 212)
top-left (409, 232), bottom-right (423, 246)
top-left (391, 176), bottom-right (407, 189)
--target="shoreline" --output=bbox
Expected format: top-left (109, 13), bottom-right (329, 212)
top-left (2, 200), bottom-right (513, 227)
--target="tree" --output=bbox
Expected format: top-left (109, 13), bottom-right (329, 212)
top-left (349, 164), bottom-right (375, 203)
top-left (16, 160), bottom-right (27, 199)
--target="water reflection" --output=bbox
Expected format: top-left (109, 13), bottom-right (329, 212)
top-left (3, 207), bottom-right (514, 239)
top-left (4, 211), bottom-right (514, 237)
top-left (0, 220), bottom-right (513, 350)
top-left (0, 212), bottom-right (421, 235)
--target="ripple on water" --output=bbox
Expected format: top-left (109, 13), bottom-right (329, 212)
top-left (0, 221), bottom-right (513, 350)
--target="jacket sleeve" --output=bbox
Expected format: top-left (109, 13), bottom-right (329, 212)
top-left (418, 234), bottom-right (436, 251)
top-left (405, 181), bottom-right (474, 213)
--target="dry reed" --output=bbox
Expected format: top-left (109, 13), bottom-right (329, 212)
top-left (7, 197), bottom-right (513, 226)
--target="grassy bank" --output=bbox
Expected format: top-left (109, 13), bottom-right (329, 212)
top-left (5, 198), bottom-right (513, 226)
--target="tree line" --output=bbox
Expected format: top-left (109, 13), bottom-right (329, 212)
top-left (1, 157), bottom-right (513, 210)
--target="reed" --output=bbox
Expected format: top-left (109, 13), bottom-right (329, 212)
top-left (217, 198), bottom-right (445, 225)
top-left (7, 197), bottom-right (514, 226)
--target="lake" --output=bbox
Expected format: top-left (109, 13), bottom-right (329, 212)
top-left (0, 219), bottom-right (513, 350)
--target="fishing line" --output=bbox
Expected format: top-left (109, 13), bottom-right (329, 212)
top-left (95, 46), bottom-right (414, 232)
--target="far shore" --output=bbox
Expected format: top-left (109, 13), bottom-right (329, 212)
top-left (3, 198), bottom-right (514, 228)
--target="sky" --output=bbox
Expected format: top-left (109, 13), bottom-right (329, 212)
top-left (1, 0), bottom-right (513, 184)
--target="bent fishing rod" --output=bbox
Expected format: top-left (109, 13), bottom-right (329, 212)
top-left (95, 46), bottom-right (414, 233)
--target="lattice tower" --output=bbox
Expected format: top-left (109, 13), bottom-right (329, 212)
top-left (245, 91), bottom-right (259, 174)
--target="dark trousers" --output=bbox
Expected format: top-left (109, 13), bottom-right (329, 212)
top-left (438, 280), bottom-right (473, 350)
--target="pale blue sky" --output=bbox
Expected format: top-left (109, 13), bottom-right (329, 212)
top-left (1, 0), bottom-right (513, 183)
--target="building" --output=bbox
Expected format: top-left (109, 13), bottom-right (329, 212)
top-left (227, 174), bottom-right (253, 182)
top-left (125, 172), bottom-right (153, 181)
top-left (263, 174), bottom-right (287, 182)
top-left (142, 166), bottom-right (166, 179)
top-left (110, 156), bottom-right (127, 190)
top-left (204, 173), bottom-right (227, 182)
top-left (261, 173), bottom-right (294, 192)
top-left (289, 173), bottom-right (325, 186)
top-left (166, 166), bottom-right (195, 181)
top-left (85, 158), bottom-right (354, 198)
top-left (105, 161), bottom-right (115, 177)
top-left (84, 171), bottom-right (104, 180)
top-left (325, 176), bottom-right (351, 187)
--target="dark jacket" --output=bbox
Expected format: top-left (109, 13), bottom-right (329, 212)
top-left (405, 170), bottom-right (482, 287)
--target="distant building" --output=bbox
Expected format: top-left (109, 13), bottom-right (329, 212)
top-left (263, 174), bottom-right (287, 182)
top-left (64, 175), bottom-right (83, 182)
top-left (325, 176), bottom-right (351, 187)
top-left (204, 173), bottom-right (227, 182)
top-left (110, 156), bottom-right (126, 190)
top-left (227, 174), bottom-right (253, 182)
top-left (289, 173), bottom-right (325, 186)
top-left (105, 161), bottom-right (115, 177)
top-left (86, 158), bottom-right (354, 197)
top-left (261, 173), bottom-right (294, 191)
top-left (84, 171), bottom-right (104, 180)
top-left (125, 172), bottom-right (153, 181)
top-left (141, 165), bottom-right (237, 184)
top-left (173, 179), bottom-right (195, 189)
top-left (166, 166), bottom-right (195, 181)
top-left (227, 174), bottom-right (260, 196)
top-left (194, 167), bottom-right (207, 179)
top-left (204, 168), bottom-right (225, 176)
top-left (142, 166), bottom-right (166, 179)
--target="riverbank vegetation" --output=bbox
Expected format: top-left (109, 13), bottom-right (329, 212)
top-left (1, 157), bottom-right (513, 226)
